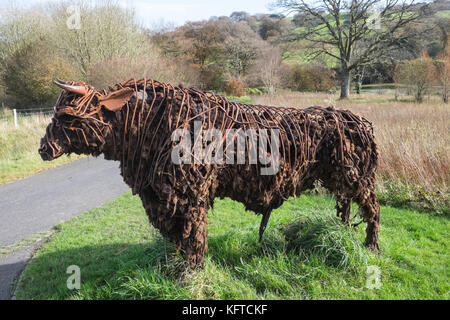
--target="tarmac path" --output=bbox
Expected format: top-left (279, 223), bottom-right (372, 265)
top-left (0, 156), bottom-right (129, 299)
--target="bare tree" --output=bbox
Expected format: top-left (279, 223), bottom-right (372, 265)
top-left (394, 51), bottom-right (436, 103)
top-left (48, 0), bottom-right (152, 79)
top-left (275, 0), bottom-right (432, 98)
top-left (252, 46), bottom-right (282, 94)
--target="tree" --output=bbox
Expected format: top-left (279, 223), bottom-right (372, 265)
top-left (223, 21), bottom-right (266, 78)
top-left (0, 4), bottom-right (51, 64)
top-left (250, 46), bottom-right (283, 94)
top-left (430, 16), bottom-right (450, 56)
top-left (2, 41), bottom-right (78, 108)
top-left (0, 1), bottom-right (182, 106)
top-left (177, 17), bottom-right (274, 90)
top-left (182, 20), bottom-right (228, 89)
top-left (276, 0), bottom-right (432, 98)
top-left (48, 1), bottom-right (152, 79)
top-left (184, 20), bottom-right (227, 68)
top-left (258, 15), bottom-right (293, 43)
top-left (230, 11), bottom-right (249, 22)
top-left (353, 65), bottom-right (366, 94)
top-left (0, 5), bottom-right (51, 101)
top-left (394, 51), bottom-right (436, 103)
top-left (436, 35), bottom-right (450, 103)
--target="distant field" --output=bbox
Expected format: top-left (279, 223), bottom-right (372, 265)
top-left (15, 192), bottom-right (449, 300)
top-left (437, 10), bottom-right (450, 18)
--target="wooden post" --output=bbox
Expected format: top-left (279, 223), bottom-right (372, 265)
top-left (13, 109), bottom-right (18, 128)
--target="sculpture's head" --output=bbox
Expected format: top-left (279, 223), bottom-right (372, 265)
top-left (39, 79), bottom-right (135, 160)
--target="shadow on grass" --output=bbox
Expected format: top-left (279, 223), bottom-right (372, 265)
top-left (17, 216), bottom-right (367, 299)
top-left (16, 237), bottom-right (182, 299)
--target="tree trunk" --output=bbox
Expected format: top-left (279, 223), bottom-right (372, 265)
top-left (355, 73), bottom-right (362, 94)
top-left (340, 68), bottom-right (351, 99)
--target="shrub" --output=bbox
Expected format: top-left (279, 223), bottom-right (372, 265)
top-left (285, 64), bottom-right (336, 92)
top-left (2, 41), bottom-right (78, 109)
top-left (224, 78), bottom-right (246, 96)
top-left (199, 67), bottom-right (226, 92)
top-left (246, 87), bottom-right (263, 95)
top-left (226, 96), bottom-right (254, 104)
top-left (377, 181), bottom-right (449, 216)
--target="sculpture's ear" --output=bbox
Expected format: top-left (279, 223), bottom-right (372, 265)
top-left (98, 87), bottom-right (135, 112)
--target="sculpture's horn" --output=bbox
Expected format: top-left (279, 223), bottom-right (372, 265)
top-left (53, 79), bottom-right (88, 96)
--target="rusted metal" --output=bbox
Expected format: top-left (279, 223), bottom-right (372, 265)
top-left (39, 78), bottom-right (380, 268)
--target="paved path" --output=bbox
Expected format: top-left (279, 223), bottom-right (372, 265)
top-left (0, 156), bottom-right (130, 299)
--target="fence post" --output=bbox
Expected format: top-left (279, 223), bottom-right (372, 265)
top-left (13, 109), bottom-right (18, 128)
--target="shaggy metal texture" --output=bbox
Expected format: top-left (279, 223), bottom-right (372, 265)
top-left (39, 78), bottom-right (380, 268)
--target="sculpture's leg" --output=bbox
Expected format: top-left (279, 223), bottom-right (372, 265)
top-left (181, 205), bottom-right (208, 268)
top-left (139, 188), bottom-right (185, 258)
top-left (139, 186), bottom-right (209, 268)
top-left (365, 209), bottom-right (380, 252)
top-left (356, 187), bottom-right (380, 253)
top-left (335, 197), bottom-right (352, 224)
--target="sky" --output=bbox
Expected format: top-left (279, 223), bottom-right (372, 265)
top-left (0, 0), bottom-right (278, 27)
top-left (132, 0), bottom-right (277, 26)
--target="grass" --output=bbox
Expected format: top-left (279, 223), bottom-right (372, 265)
top-left (0, 230), bottom-right (54, 257)
top-left (15, 192), bottom-right (449, 300)
top-left (437, 10), bottom-right (450, 18)
top-left (0, 109), bottom-right (83, 185)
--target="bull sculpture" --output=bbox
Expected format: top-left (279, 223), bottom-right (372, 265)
top-left (39, 78), bottom-right (380, 268)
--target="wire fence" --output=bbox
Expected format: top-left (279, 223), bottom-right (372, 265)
top-left (0, 107), bottom-right (54, 127)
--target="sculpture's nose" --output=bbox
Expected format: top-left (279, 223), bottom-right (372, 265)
top-left (38, 143), bottom-right (53, 161)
